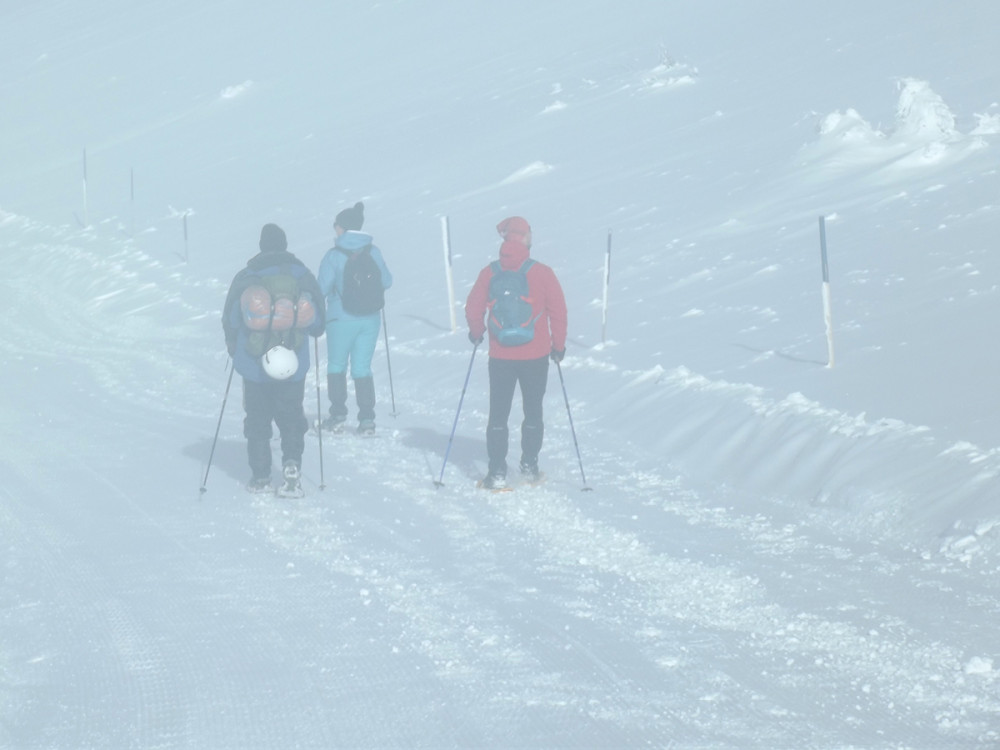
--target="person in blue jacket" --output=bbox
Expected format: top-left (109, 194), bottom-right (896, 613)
top-left (222, 223), bottom-right (325, 493)
top-left (317, 202), bottom-right (393, 435)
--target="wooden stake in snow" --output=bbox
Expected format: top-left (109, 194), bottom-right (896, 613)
top-left (129, 167), bottom-right (135, 237)
top-left (818, 215), bottom-right (834, 368)
top-left (601, 230), bottom-right (612, 345)
top-left (441, 215), bottom-right (457, 333)
top-left (82, 148), bottom-right (89, 227)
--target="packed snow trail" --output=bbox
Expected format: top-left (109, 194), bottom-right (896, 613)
top-left (1, 216), bottom-right (997, 747)
top-left (254, 400), bottom-right (999, 748)
top-left (2, 305), bottom-right (998, 746)
top-left (5, 343), bottom-right (998, 748)
top-left (4, 0), bottom-right (1000, 744)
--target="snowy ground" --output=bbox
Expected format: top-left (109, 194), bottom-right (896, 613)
top-left (2, 2), bottom-right (1000, 748)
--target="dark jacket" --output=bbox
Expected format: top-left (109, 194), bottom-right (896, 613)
top-left (223, 250), bottom-right (326, 383)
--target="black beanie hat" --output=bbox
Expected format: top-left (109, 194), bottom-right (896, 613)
top-left (335, 201), bottom-right (365, 231)
top-left (259, 223), bottom-right (287, 253)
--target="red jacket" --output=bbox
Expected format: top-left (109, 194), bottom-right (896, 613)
top-left (465, 239), bottom-right (567, 360)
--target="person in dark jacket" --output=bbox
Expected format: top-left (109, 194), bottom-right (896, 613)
top-left (317, 202), bottom-right (393, 435)
top-left (465, 216), bottom-right (567, 489)
top-left (222, 223), bottom-right (325, 494)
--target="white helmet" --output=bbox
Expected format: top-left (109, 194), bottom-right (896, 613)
top-left (262, 345), bottom-right (299, 380)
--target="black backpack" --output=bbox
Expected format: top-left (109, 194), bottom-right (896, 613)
top-left (338, 245), bottom-right (385, 315)
top-left (487, 259), bottom-right (539, 346)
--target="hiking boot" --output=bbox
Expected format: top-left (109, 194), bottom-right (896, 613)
top-left (357, 419), bottom-right (376, 436)
top-left (319, 415), bottom-right (346, 432)
top-left (277, 460), bottom-right (304, 498)
top-left (519, 460), bottom-right (542, 483)
top-left (246, 476), bottom-right (272, 494)
top-left (282, 460), bottom-right (301, 483)
top-left (481, 472), bottom-right (507, 490)
top-left (355, 376), bottom-right (376, 424)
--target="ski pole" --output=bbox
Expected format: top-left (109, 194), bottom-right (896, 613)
top-left (382, 307), bottom-right (398, 417)
top-left (314, 337), bottom-right (326, 490)
top-left (200, 360), bottom-right (235, 493)
top-left (555, 361), bottom-right (592, 491)
top-left (434, 343), bottom-right (479, 487)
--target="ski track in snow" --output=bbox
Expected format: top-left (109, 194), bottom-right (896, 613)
top-left (3, 6), bottom-right (1000, 741)
top-left (2, 213), bottom-right (999, 746)
top-left (231, 393), bottom-right (1000, 747)
top-left (254, 355), bottom-right (999, 747)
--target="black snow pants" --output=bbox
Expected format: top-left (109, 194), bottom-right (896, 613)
top-left (243, 378), bottom-right (308, 480)
top-left (486, 355), bottom-right (549, 476)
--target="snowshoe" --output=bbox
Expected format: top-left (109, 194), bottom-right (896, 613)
top-left (356, 419), bottom-right (376, 436)
top-left (519, 460), bottom-right (544, 484)
top-left (276, 461), bottom-right (305, 499)
top-left (478, 472), bottom-right (511, 492)
top-left (317, 416), bottom-right (346, 433)
top-left (246, 476), bottom-right (273, 495)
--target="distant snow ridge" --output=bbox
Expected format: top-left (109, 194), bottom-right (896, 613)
top-left (499, 161), bottom-right (554, 185)
top-left (819, 79), bottom-right (958, 146)
top-left (972, 111), bottom-right (1000, 135)
top-left (220, 80), bottom-right (254, 100)
top-left (893, 78), bottom-right (957, 140)
top-left (808, 78), bottom-right (989, 173)
top-left (817, 109), bottom-right (884, 146)
top-left (640, 56), bottom-right (697, 92)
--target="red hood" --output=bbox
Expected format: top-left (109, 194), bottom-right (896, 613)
top-left (496, 216), bottom-right (532, 246)
top-left (498, 239), bottom-right (530, 270)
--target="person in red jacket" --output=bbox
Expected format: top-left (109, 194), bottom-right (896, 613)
top-left (465, 216), bottom-right (568, 489)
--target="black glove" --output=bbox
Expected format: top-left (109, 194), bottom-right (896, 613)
top-left (226, 338), bottom-right (237, 357)
top-left (469, 332), bottom-right (484, 346)
top-left (550, 348), bottom-right (565, 363)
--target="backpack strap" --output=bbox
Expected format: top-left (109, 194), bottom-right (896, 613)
top-left (283, 263), bottom-right (300, 329)
top-left (261, 264), bottom-right (301, 339)
top-left (491, 258), bottom-right (535, 275)
top-left (336, 244), bottom-right (373, 258)
top-left (247, 273), bottom-right (277, 336)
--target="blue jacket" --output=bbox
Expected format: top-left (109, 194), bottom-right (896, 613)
top-left (222, 250), bottom-right (326, 383)
top-left (317, 231), bottom-right (393, 322)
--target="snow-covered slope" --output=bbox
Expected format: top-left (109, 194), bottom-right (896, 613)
top-left (2, 2), bottom-right (999, 747)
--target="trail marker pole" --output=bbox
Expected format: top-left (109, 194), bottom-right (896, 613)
top-left (130, 168), bottom-right (135, 237)
top-left (601, 230), bottom-right (611, 345)
top-left (82, 148), bottom-right (89, 227)
top-left (819, 215), bottom-right (834, 368)
top-left (441, 215), bottom-right (457, 333)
